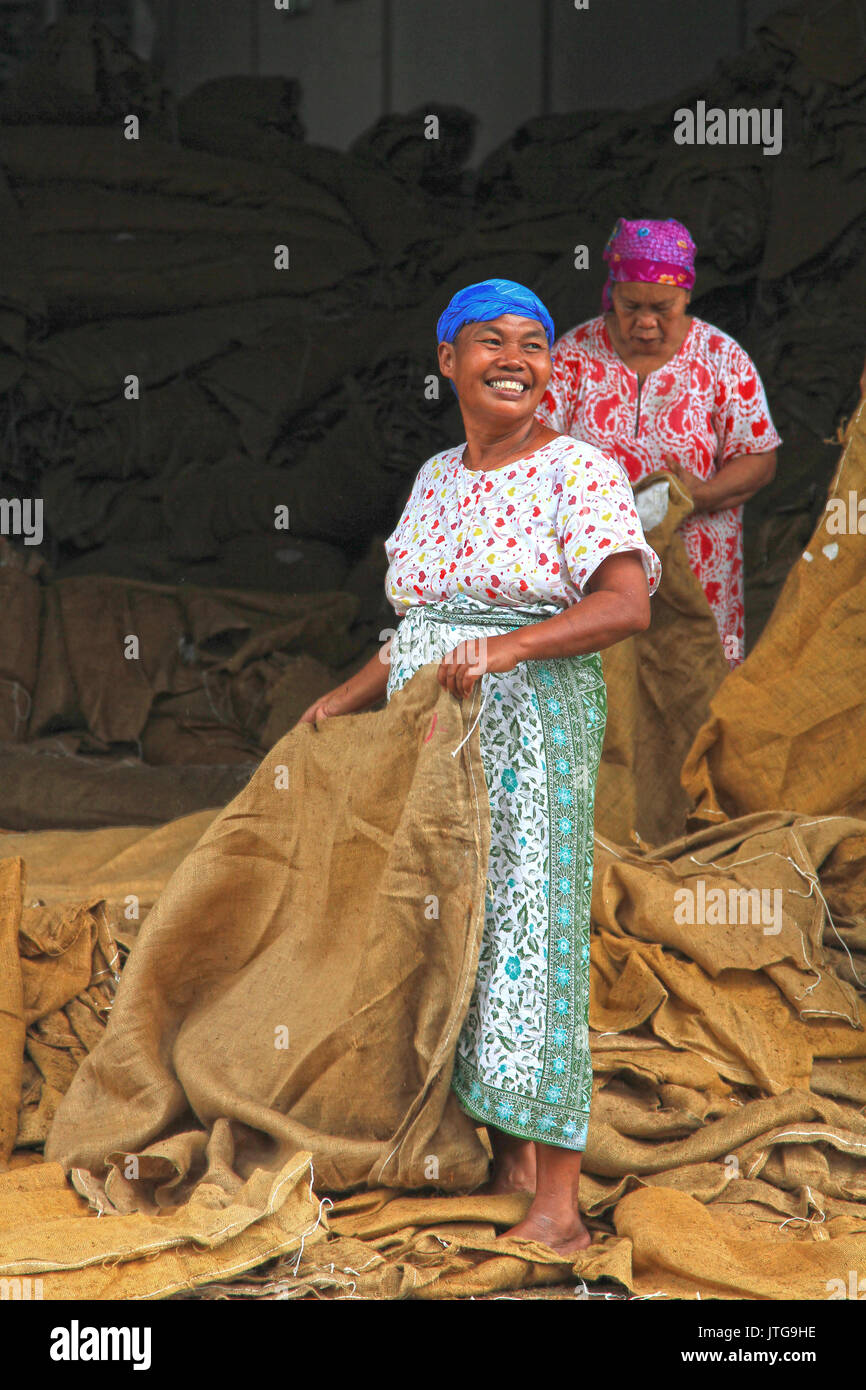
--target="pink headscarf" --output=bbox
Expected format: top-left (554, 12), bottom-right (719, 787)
top-left (602, 217), bottom-right (696, 312)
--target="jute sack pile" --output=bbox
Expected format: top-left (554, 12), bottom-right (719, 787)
top-left (0, 1154), bottom-right (324, 1300)
top-left (0, 661), bottom-right (862, 1295)
top-left (0, 565), bottom-right (360, 756)
top-left (683, 399), bottom-right (866, 824)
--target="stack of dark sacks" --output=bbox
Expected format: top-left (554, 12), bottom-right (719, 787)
top-left (0, 0), bottom-right (861, 834)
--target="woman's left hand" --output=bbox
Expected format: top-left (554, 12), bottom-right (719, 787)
top-left (438, 632), bottom-right (521, 699)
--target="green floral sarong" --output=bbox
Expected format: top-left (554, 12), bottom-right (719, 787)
top-left (386, 591), bottom-right (607, 1150)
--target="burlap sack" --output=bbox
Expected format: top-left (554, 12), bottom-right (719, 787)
top-left (45, 664), bottom-right (492, 1201)
top-left (0, 1153), bottom-right (323, 1300)
top-left (597, 470), bottom-right (730, 847)
top-left (0, 688), bottom-right (862, 1299)
top-left (683, 399), bottom-right (866, 823)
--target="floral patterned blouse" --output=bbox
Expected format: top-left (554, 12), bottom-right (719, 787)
top-left (536, 315), bottom-right (782, 665)
top-left (384, 433), bottom-right (661, 616)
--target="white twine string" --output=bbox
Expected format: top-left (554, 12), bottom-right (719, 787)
top-left (787, 826), bottom-right (866, 989)
top-left (677, 841), bottom-right (864, 991)
top-left (778, 1186), bottom-right (827, 1232)
top-left (451, 674), bottom-right (492, 757)
top-left (291, 1194), bottom-right (334, 1278)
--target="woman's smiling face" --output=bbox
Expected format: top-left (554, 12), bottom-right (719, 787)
top-left (438, 314), bottom-right (551, 419)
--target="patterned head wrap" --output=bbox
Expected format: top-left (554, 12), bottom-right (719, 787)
top-left (601, 218), bottom-right (696, 312)
top-left (436, 277), bottom-right (555, 347)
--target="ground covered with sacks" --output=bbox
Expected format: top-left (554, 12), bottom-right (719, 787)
top-left (0, 407), bottom-right (864, 1302)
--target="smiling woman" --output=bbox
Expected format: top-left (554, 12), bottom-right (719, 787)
top-left (296, 278), bottom-right (661, 1254)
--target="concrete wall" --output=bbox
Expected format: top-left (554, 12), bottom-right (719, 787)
top-left (100, 0), bottom-right (794, 159)
top-left (389, 0), bottom-right (545, 158)
top-left (154, 0), bottom-right (384, 146)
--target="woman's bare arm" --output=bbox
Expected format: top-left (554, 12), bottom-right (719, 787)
top-left (296, 638), bottom-right (393, 725)
top-left (436, 551), bottom-right (652, 701)
top-left (666, 450), bottom-right (776, 512)
top-left (508, 550), bottom-right (651, 661)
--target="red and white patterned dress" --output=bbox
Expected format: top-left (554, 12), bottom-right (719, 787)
top-left (536, 316), bottom-right (782, 666)
top-left (384, 433), bottom-right (661, 616)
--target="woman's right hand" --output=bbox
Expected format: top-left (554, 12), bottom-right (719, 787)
top-left (293, 638), bottom-right (393, 731)
top-left (296, 690), bottom-right (351, 728)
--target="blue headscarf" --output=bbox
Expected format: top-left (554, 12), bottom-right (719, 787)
top-left (436, 277), bottom-right (555, 347)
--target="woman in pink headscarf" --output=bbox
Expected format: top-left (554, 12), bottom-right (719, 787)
top-left (537, 217), bottom-right (781, 667)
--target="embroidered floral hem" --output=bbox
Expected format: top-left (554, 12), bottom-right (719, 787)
top-left (386, 591), bottom-right (606, 1153)
top-left (452, 1055), bottom-right (591, 1150)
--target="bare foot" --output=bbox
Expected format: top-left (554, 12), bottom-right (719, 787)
top-left (476, 1132), bottom-right (536, 1195)
top-left (476, 1171), bottom-right (535, 1196)
top-left (500, 1210), bottom-right (592, 1256)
